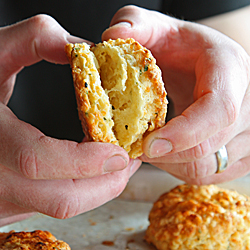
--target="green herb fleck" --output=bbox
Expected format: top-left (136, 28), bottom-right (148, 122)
top-left (139, 69), bottom-right (142, 75)
top-left (85, 82), bottom-right (88, 88)
top-left (144, 65), bottom-right (148, 72)
top-left (104, 117), bottom-right (107, 121)
top-left (85, 112), bottom-right (88, 116)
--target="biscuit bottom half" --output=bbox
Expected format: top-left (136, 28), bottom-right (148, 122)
top-left (145, 184), bottom-right (250, 250)
top-left (65, 38), bottom-right (168, 158)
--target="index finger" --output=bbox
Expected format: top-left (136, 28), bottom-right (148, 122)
top-left (0, 14), bottom-right (89, 104)
top-left (0, 14), bottom-right (89, 89)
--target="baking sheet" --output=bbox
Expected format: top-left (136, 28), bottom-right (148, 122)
top-left (1, 163), bottom-right (250, 250)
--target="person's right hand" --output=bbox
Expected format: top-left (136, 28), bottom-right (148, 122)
top-left (0, 14), bottom-right (141, 227)
top-left (102, 5), bottom-right (250, 185)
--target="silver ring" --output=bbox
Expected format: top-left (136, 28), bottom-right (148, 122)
top-left (215, 145), bottom-right (228, 173)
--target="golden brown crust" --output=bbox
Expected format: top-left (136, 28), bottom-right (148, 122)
top-left (145, 184), bottom-right (250, 250)
top-left (65, 38), bottom-right (167, 158)
top-left (65, 42), bottom-right (114, 143)
top-left (0, 230), bottom-right (70, 250)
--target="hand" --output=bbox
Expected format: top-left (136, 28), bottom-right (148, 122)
top-left (102, 5), bottom-right (250, 185)
top-left (0, 14), bottom-right (141, 226)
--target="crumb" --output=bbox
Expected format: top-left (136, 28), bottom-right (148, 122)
top-left (127, 239), bottom-right (135, 244)
top-left (124, 228), bottom-right (135, 231)
top-left (102, 241), bottom-right (114, 246)
top-left (88, 219), bottom-right (96, 226)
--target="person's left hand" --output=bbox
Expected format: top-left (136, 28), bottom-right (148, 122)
top-left (102, 5), bottom-right (250, 185)
top-left (0, 14), bottom-right (141, 227)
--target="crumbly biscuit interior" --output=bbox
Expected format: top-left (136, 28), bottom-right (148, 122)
top-left (92, 41), bottom-right (155, 153)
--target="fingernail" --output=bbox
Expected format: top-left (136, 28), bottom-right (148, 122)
top-left (104, 155), bottom-right (128, 173)
top-left (112, 21), bottom-right (132, 28)
top-left (149, 139), bottom-right (172, 157)
top-left (66, 35), bottom-right (93, 45)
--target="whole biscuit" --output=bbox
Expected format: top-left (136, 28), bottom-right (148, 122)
top-left (0, 230), bottom-right (70, 250)
top-left (65, 38), bottom-right (167, 158)
top-left (145, 184), bottom-right (250, 250)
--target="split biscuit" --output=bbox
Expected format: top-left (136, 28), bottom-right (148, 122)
top-left (0, 230), bottom-right (70, 250)
top-left (65, 38), bottom-right (168, 158)
top-left (145, 184), bottom-right (250, 250)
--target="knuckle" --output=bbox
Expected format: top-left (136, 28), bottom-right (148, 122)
top-left (221, 93), bottom-right (238, 126)
top-left (113, 5), bottom-right (142, 24)
top-left (118, 5), bottom-right (140, 14)
top-left (29, 14), bottom-right (55, 30)
top-left (24, 14), bottom-right (57, 59)
top-left (18, 147), bottom-right (39, 179)
top-left (182, 160), bottom-right (209, 179)
top-left (73, 159), bottom-right (97, 178)
top-left (182, 161), bottom-right (199, 179)
top-left (50, 190), bottom-right (80, 220)
top-left (192, 143), bottom-right (209, 160)
top-left (27, 14), bottom-right (58, 46)
top-left (180, 140), bottom-right (211, 161)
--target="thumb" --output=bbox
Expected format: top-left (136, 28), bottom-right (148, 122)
top-left (102, 5), bottom-right (170, 49)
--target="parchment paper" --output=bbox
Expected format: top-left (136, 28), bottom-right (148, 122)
top-left (0, 200), bottom-right (153, 250)
top-left (1, 164), bottom-right (250, 250)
